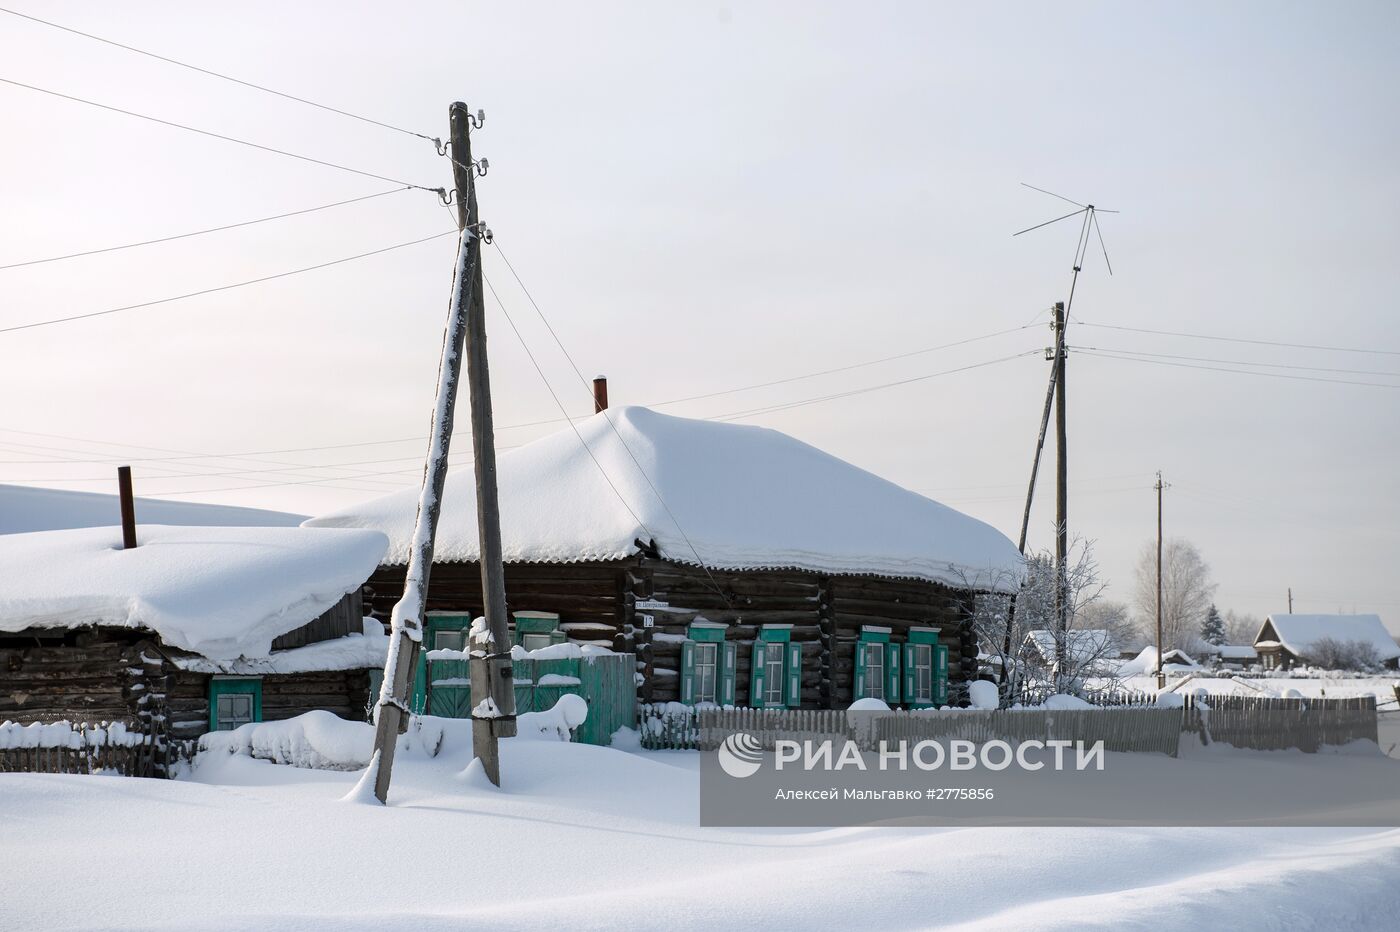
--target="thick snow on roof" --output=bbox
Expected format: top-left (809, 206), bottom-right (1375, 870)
top-left (307, 406), bottom-right (1024, 591)
top-left (0, 483), bottom-right (304, 535)
top-left (1258, 614), bottom-right (1400, 661)
top-left (1025, 629), bottom-right (1116, 664)
top-left (0, 525), bottom-right (387, 659)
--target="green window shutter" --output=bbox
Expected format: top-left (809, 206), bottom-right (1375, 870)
top-left (934, 644), bottom-right (949, 706)
top-left (854, 641), bottom-right (868, 699)
top-left (903, 644), bottom-right (916, 704)
top-left (721, 641), bottom-right (737, 706)
top-left (208, 677), bottom-right (262, 732)
top-left (886, 642), bottom-right (901, 704)
top-left (680, 640), bottom-right (696, 705)
top-left (785, 643), bottom-right (801, 708)
top-left (749, 640), bottom-right (766, 708)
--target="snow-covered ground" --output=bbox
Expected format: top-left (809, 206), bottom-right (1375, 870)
top-left (4, 718), bottom-right (1400, 931)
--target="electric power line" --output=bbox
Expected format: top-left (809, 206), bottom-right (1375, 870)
top-left (0, 76), bottom-right (440, 191)
top-left (0, 229), bottom-right (456, 335)
top-left (1073, 346), bottom-right (1400, 379)
top-left (1076, 321), bottom-right (1400, 357)
top-left (482, 263), bottom-right (736, 609)
top-left (0, 187), bottom-right (412, 271)
top-left (1078, 349), bottom-right (1400, 390)
top-left (0, 6), bottom-right (436, 141)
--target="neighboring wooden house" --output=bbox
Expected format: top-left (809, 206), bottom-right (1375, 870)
top-left (1195, 643), bottom-right (1258, 670)
top-left (1023, 629), bottom-right (1118, 674)
top-left (1253, 613), bottom-right (1400, 671)
top-left (308, 405), bottom-right (1025, 710)
top-left (0, 524), bottom-right (389, 772)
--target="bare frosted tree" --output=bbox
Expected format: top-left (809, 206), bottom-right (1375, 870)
top-left (1132, 537), bottom-right (1217, 653)
top-left (1223, 609), bottom-right (1263, 646)
top-left (971, 535), bottom-right (1122, 705)
top-left (1302, 637), bottom-right (1383, 671)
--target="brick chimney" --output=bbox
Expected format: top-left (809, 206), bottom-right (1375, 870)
top-left (593, 376), bottom-right (609, 413)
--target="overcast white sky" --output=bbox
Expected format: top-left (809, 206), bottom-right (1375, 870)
top-left (2, 1), bottom-right (1397, 631)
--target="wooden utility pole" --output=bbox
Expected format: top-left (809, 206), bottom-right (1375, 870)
top-left (1155, 471), bottom-right (1165, 689)
top-left (1052, 302), bottom-right (1069, 671)
top-left (364, 100), bottom-right (513, 802)
top-left (1288, 587), bottom-right (1293, 613)
top-left (454, 100), bottom-right (518, 787)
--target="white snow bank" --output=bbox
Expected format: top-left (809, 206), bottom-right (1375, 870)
top-left (1041, 693), bottom-right (1095, 710)
top-left (968, 680), bottom-right (1000, 709)
top-left (307, 406), bottom-right (1024, 592)
top-left (1119, 645), bottom-right (1159, 675)
top-left (847, 697), bottom-right (891, 711)
top-left (0, 525), bottom-right (388, 658)
top-left (516, 694), bottom-right (589, 741)
top-left (199, 712), bottom-right (444, 771)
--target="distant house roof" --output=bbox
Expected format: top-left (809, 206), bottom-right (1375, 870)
top-left (1255, 614), bottom-right (1400, 662)
top-left (0, 483), bottom-right (305, 535)
top-left (1024, 629), bottom-right (1116, 665)
top-left (0, 525), bottom-right (387, 659)
top-left (307, 406), bottom-right (1026, 592)
top-left (1216, 644), bottom-right (1259, 660)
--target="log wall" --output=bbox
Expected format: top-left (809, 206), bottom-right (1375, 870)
top-left (366, 558), bottom-right (980, 710)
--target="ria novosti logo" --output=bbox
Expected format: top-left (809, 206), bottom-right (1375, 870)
top-left (717, 732), bottom-right (764, 778)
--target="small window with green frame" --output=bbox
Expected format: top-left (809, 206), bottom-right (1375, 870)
top-left (749, 625), bottom-right (801, 709)
top-left (209, 677), bottom-right (262, 731)
top-left (901, 627), bottom-right (947, 708)
top-left (680, 621), bottom-right (736, 706)
top-left (854, 627), bottom-right (901, 704)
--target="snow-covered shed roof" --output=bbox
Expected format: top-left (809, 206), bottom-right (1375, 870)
top-left (0, 525), bottom-right (388, 660)
top-left (1024, 629), bottom-right (1116, 664)
top-left (306, 406), bottom-right (1025, 592)
top-left (1215, 644), bottom-right (1259, 660)
top-left (1256, 614), bottom-right (1400, 662)
top-left (0, 483), bottom-right (304, 535)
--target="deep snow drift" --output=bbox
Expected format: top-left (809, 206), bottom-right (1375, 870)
top-left (308, 406), bottom-right (1024, 591)
top-left (2, 721), bottom-right (1399, 931)
top-left (0, 525), bottom-right (387, 658)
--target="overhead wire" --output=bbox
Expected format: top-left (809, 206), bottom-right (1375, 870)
top-left (0, 187), bottom-right (413, 271)
top-left (1075, 321), bottom-right (1400, 357)
top-left (1077, 348), bottom-right (1400, 390)
top-left (0, 229), bottom-right (457, 334)
top-left (0, 76), bottom-right (439, 191)
top-left (0, 6), bottom-right (438, 141)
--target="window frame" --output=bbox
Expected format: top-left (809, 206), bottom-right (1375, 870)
top-left (208, 676), bottom-right (262, 732)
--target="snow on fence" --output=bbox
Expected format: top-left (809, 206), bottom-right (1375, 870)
top-left (689, 707), bottom-right (1183, 756)
top-left (642, 694), bottom-right (1381, 755)
top-left (0, 720), bottom-right (195, 777)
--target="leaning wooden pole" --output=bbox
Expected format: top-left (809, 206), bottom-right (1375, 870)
top-left (455, 100), bottom-right (517, 786)
top-left (361, 104), bottom-right (483, 804)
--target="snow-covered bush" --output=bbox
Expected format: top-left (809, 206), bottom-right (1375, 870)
top-left (1301, 638), bottom-right (1384, 672)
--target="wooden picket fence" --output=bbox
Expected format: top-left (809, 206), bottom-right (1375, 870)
top-left (641, 694), bottom-right (1381, 755)
top-left (0, 721), bottom-right (196, 778)
top-left (691, 707), bottom-right (1182, 756)
top-left (1183, 694), bottom-right (1378, 752)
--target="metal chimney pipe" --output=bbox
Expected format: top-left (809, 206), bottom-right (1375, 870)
top-left (117, 466), bottom-right (137, 549)
top-left (593, 376), bottom-right (609, 413)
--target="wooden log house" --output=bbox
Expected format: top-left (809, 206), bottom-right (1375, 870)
top-left (0, 524), bottom-right (389, 773)
top-left (311, 403), bottom-right (1025, 711)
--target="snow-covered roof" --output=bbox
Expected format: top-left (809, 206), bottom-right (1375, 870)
top-left (1256, 614), bottom-right (1400, 662)
top-left (0, 525), bottom-right (388, 659)
top-left (1215, 644), bottom-right (1258, 660)
top-left (306, 406), bottom-right (1025, 592)
top-left (1024, 629), bottom-right (1116, 664)
top-left (0, 483), bottom-right (304, 535)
